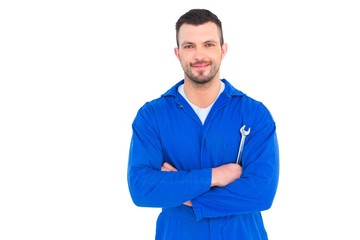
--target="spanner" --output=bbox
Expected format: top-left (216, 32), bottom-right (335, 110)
top-left (236, 125), bottom-right (251, 165)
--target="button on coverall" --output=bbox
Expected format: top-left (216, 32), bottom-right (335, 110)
top-left (127, 79), bottom-right (279, 240)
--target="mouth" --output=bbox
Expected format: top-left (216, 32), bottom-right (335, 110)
top-left (191, 61), bottom-right (210, 70)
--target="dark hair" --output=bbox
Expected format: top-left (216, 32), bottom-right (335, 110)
top-left (175, 9), bottom-right (224, 48)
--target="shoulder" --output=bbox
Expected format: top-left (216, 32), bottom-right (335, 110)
top-left (222, 79), bottom-right (265, 108)
top-left (223, 79), bottom-right (275, 121)
top-left (134, 80), bottom-right (184, 119)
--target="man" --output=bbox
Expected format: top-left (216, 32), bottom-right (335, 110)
top-left (127, 8), bottom-right (279, 240)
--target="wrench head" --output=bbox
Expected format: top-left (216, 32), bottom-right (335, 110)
top-left (240, 125), bottom-right (251, 135)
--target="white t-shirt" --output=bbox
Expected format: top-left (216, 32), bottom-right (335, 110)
top-left (178, 81), bottom-right (225, 124)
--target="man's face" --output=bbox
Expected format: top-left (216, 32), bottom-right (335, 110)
top-left (174, 22), bottom-right (227, 85)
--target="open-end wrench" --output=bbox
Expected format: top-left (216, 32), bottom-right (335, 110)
top-left (236, 125), bottom-right (251, 165)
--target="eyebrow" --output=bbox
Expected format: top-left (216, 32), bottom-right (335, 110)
top-left (180, 40), bottom-right (217, 47)
top-left (180, 41), bottom-right (194, 47)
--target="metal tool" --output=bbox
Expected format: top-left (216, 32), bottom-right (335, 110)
top-left (236, 125), bottom-right (251, 165)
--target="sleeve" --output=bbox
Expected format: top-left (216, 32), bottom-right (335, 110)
top-left (127, 104), bottom-right (212, 208)
top-left (191, 103), bottom-right (280, 221)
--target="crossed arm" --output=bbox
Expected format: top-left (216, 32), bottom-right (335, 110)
top-left (161, 162), bottom-right (242, 206)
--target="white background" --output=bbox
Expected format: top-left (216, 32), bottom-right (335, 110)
top-left (1, 0), bottom-right (359, 239)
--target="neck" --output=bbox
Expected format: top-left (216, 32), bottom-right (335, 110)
top-left (183, 78), bottom-right (222, 108)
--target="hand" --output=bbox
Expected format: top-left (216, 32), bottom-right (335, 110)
top-left (161, 162), bottom-right (192, 207)
top-left (161, 162), bottom-right (178, 172)
top-left (211, 163), bottom-right (242, 187)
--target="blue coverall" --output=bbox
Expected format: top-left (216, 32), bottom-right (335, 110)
top-left (127, 79), bottom-right (279, 240)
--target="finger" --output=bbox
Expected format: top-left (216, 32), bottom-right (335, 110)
top-left (161, 162), bottom-right (178, 172)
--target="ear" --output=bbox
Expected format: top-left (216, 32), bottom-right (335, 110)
top-left (174, 47), bottom-right (180, 60)
top-left (221, 43), bottom-right (228, 59)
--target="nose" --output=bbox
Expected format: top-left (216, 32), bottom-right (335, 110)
top-left (193, 46), bottom-right (206, 60)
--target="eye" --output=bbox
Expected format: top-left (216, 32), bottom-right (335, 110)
top-left (183, 45), bottom-right (193, 49)
top-left (205, 43), bottom-right (215, 47)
